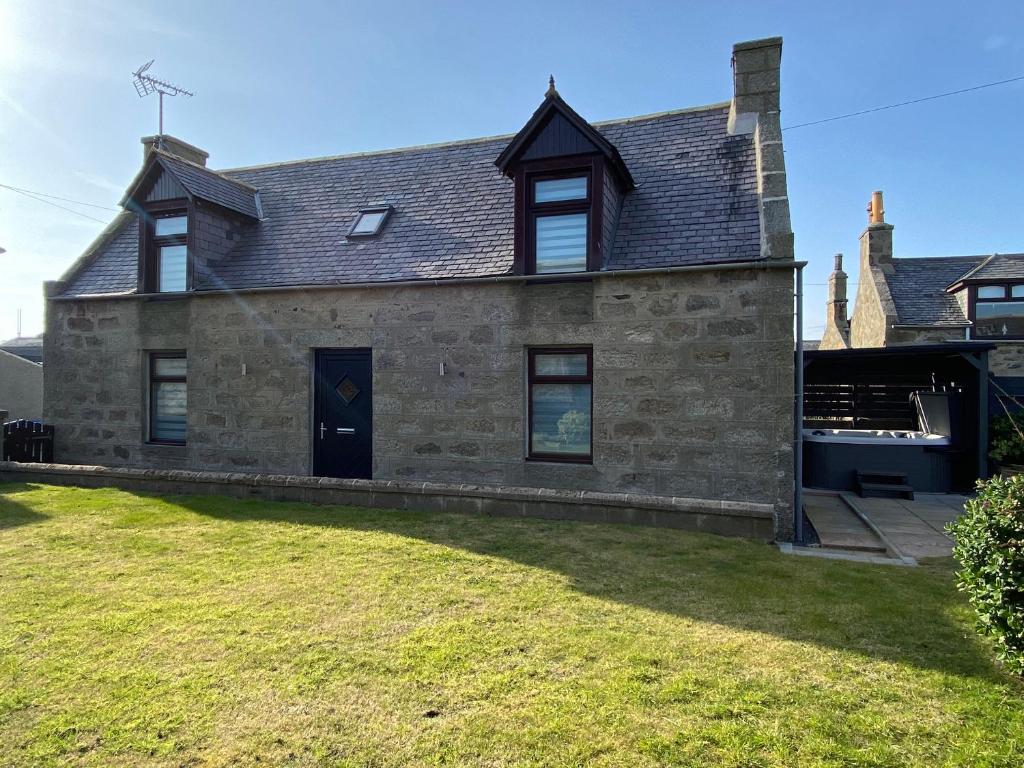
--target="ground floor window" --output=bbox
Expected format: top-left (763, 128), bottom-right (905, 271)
top-left (149, 353), bottom-right (187, 444)
top-left (528, 347), bottom-right (592, 462)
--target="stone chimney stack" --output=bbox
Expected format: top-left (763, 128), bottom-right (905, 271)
top-left (141, 134), bottom-right (209, 167)
top-left (727, 37), bottom-right (793, 262)
top-left (861, 190), bottom-right (893, 268)
top-left (819, 253), bottom-right (850, 349)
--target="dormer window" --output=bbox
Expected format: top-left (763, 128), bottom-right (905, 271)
top-left (348, 206), bottom-right (392, 237)
top-left (154, 212), bottom-right (188, 292)
top-left (530, 172), bottom-right (590, 273)
top-left (494, 83), bottom-right (634, 277)
top-left (972, 284), bottom-right (1024, 339)
top-left (122, 145), bottom-right (262, 295)
top-left (139, 202), bottom-right (191, 293)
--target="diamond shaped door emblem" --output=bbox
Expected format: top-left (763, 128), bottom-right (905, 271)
top-left (336, 375), bottom-right (360, 405)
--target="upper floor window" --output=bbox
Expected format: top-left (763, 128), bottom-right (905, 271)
top-left (973, 284), bottom-right (1024, 339)
top-left (140, 204), bottom-right (189, 293)
top-left (154, 213), bottom-right (188, 292)
top-left (527, 171), bottom-right (591, 274)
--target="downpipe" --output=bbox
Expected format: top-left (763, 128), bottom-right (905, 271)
top-left (793, 264), bottom-right (805, 544)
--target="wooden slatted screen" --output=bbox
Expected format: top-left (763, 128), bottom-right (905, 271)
top-left (2, 420), bottom-right (54, 463)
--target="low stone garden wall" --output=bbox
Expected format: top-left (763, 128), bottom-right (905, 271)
top-left (0, 461), bottom-right (776, 540)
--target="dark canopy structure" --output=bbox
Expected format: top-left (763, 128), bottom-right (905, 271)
top-left (803, 342), bottom-right (994, 490)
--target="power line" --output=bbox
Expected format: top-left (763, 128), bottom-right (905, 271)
top-left (0, 182), bottom-right (119, 211)
top-left (783, 74), bottom-right (1024, 131)
top-left (0, 183), bottom-right (112, 224)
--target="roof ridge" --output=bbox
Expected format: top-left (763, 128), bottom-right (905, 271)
top-left (954, 254), bottom-right (994, 283)
top-left (218, 100), bottom-right (731, 174)
top-left (892, 255), bottom-right (993, 263)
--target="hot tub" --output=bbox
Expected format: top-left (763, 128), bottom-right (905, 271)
top-left (802, 428), bottom-right (953, 492)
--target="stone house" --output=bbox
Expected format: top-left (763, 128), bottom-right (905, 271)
top-left (819, 191), bottom-right (1024, 399)
top-left (42, 38), bottom-right (798, 538)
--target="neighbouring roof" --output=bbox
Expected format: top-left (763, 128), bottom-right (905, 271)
top-left (885, 254), bottom-right (1024, 327)
top-left (0, 335), bottom-right (44, 364)
top-left (61, 103), bottom-right (762, 297)
top-left (886, 256), bottom-right (984, 326)
top-left (948, 253), bottom-right (1024, 286)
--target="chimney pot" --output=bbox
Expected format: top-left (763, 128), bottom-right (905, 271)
top-left (868, 190), bottom-right (885, 224)
top-left (834, 252), bottom-right (844, 272)
top-left (860, 192), bottom-right (894, 267)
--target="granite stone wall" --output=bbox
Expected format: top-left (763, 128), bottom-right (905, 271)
top-left (44, 266), bottom-right (796, 536)
top-left (987, 344), bottom-right (1024, 378)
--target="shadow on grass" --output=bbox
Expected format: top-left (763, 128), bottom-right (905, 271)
top-left (0, 483), bottom-right (51, 530)
top-left (155, 492), bottom-right (1005, 681)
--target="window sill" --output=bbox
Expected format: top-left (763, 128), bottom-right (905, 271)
top-left (142, 291), bottom-right (192, 301)
top-left (145, 441), bottom-right (187, 449)
top-left (525, 455), bottom-right (593, 466)
top-left (523, 272), bottom-right (594, 284)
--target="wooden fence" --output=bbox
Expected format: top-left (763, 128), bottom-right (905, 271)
top-left (2, 420), bottom-right (54, 463)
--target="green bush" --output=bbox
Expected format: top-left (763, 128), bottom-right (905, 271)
top-left (989, 414), bottom-right (1024, 465)
top-left (948, 474), bottom-right (1024, 675)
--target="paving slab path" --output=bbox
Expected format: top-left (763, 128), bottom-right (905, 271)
top-left (845, 493), bottom-right (966, 561)
top-left (803, 494), bottom-right (886, 553)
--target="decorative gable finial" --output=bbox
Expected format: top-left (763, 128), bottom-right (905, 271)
top-left (546, 75), bottom-right (558, 98)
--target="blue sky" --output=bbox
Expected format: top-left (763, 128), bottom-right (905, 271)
top-left (1, 0), bottom-right (1022, 342)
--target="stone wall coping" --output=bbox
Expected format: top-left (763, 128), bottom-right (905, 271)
top-left (0, 461), bottom-right (774, 520)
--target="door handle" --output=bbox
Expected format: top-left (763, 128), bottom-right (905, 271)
top-left (336, 427), bottom-right (355, 435)
top-left (319, 422), bottom-right (326, 440)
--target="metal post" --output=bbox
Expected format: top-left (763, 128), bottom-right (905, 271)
top-left (794, 264), bottom-right (805, 544)
top-left (158, 90), bottom-right (164, 135)
top-left (979, 350), bottom-right (989, 480)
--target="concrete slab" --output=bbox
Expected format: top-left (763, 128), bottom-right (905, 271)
top-left (843, 492), bottom-right (965, 561)
top-left (803, 494), bottom-right (886, 553)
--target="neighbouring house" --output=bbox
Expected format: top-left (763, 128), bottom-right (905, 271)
top-left (819, 190), bottom-right (1024, 401)
top-left (0, 348), bottom-right (43, 420)
top-left (41, 37), bottom-right (798, 538)
top-left (0, 334), bottom-right (44, 364)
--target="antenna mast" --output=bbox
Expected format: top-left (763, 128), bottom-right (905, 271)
top-left (132, 60), bottom-right (194, 135)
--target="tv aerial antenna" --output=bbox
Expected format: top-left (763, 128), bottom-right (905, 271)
top-left (132, 60), bottom-right (194, 135)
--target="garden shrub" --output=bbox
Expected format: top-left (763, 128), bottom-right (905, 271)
top-left (989, 414), bottom-right (1024, 466)
top-left (948, 474), bottom-right (1024, 675)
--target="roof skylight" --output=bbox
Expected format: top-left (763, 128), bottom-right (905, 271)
top-left (348, 206), bottom-right (392, 237)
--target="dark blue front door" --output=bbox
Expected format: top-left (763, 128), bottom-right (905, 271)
top-left (314, 349), bottom-right (372, 479)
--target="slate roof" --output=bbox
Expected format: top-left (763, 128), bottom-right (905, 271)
top-left (0, 335), bottom-right (44, 364)
top-left (886, 257), bottom-right (984, 326)
top-left (951, 253), bottom-right (1024, 284)
top-left (884, 254), bottom-right (1024, 327)
top-left (61, 103), bottom-right (762, 297)
top-left (60, 213), bottom-right (139, 297)
top-left (130, 151), bottom-right (262, 219)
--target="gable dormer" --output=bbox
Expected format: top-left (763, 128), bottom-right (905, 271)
top-left (120, 136), bottom-right (262, 294)
top-left (496, 81), bottom-right (634, 275)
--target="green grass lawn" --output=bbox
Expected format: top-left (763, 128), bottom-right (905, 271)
top-left (1, 483), bottom-right (1022, 767)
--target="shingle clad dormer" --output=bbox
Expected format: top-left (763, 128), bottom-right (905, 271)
top-left (495, 80), bottom-right (634, 275)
